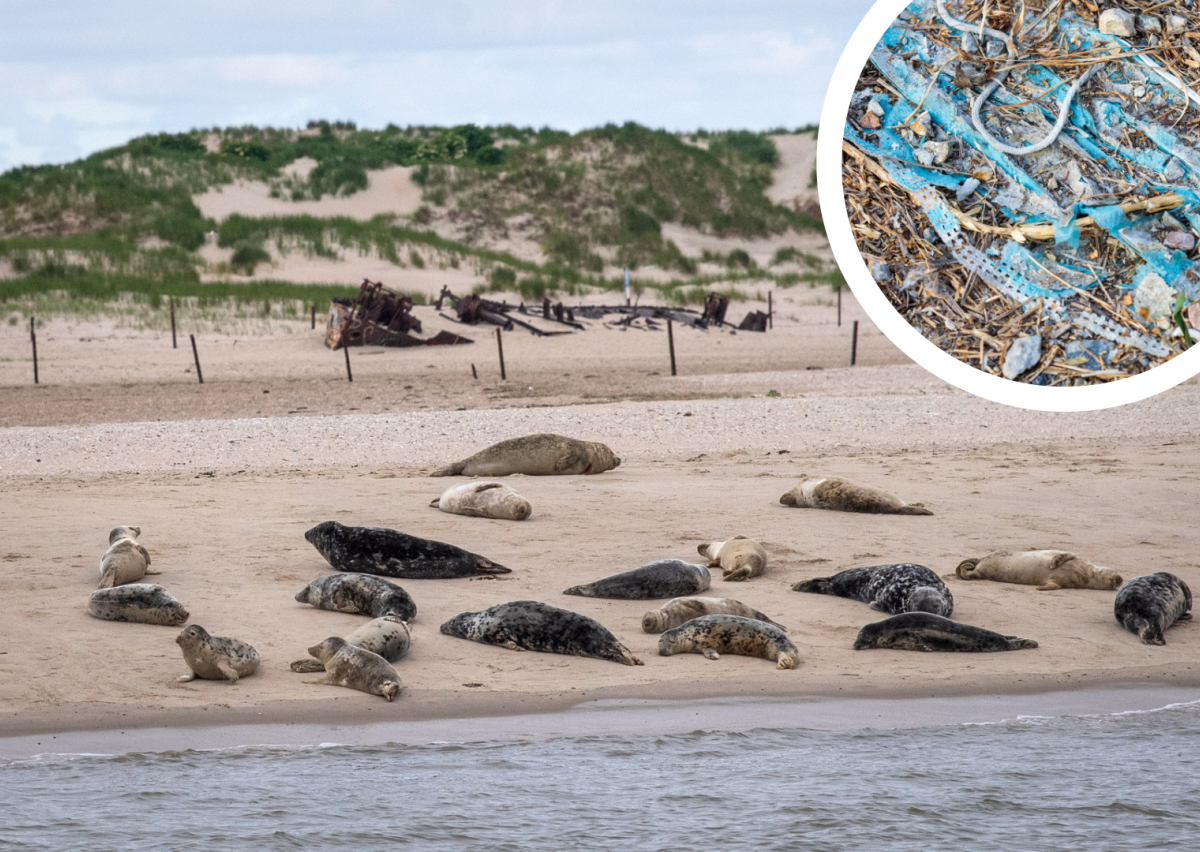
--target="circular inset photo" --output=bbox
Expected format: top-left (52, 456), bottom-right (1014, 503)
top-left (820, 0), bottom-right (1200, 408)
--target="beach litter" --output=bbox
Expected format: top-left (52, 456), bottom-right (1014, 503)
top-left (325, 279), bottom-right (473, 349)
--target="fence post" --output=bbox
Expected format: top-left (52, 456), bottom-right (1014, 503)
top-left (851, 320), bottom-right (859, 366)
top-left (496, 328), bottom-right (506, 380)
top-left (170, 299), bottom-right (177, 348)
top-left (190, 334), bottom-right (204, 384)
top-left (343, 343), bottom-right (353, 382)
top-left (837, 285), bottom-right (842, 327)
top-left (667, 318), bottom-right (677, 376)
top-left (311, 304), bottom-right (316, 330)
top-left (768, 291), bottom-right (773, 330)
top-left (30, 316), bottom-right (38, 385)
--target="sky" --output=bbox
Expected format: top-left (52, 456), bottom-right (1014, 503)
top-left (0, 1), bottom-right (875, 171)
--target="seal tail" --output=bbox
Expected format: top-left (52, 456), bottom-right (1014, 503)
top-left (955, 558), bottom-right (981, 579)
top-left (430, 461), bottom-right (466, 477)
top-left (792, 578), bottom-right (830, 594)
top-left (475, 558), bottom-right (511, 575)
top-left (779, 491), bottom-right (798, 506)
top-left (896, 504), bottom-right (934, 516)
top-left (1005, 637), bottom-right (1039, 650)
top-left (429, 497), bottom-right (442, 508)
top-left (615, 647), bottom-right (644, 666)
top-left (562, 584), bottom-right (593, 597)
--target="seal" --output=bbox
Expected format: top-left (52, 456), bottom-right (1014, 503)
top-left (440, 600), bottom-right (643, 665)
top-left (430, 481), bottom-right (532, 521)
top-left (108, 525), bottom-right (141, 545)
top-left (853, 613), bottom-right (1039, 652)
top-left (956, 550), bottom-right (1123, 590)
top-left (305, 520), bottom-right (509, 579)
top-left (295, 573), bottom-right (417, 621)
top-left (88, 583), bottom-right (189, 626)
top-left (779, 475), bottom-right (933, 515)
top-left (431, 433), bottom-right (621, 477)
top-left (657, 615), bottom-right (799, 669)
top-left (792, 563), bottom-right (953, 617)
top-left (176, 624), bottom-right (261, 683)
top-left (641, 597), bottom-right (786, 633)
top-left (291, 615), bottom-right (411, 672)
top-left (303, 637), bottom-right (402, 701)
top-left (562, 559), bottom-right (711, 599)
top-left (1114, 572), bottom-right (1193, 645)
top-left (697, 536), bottom-right (767, 581)
top-left (97, 535), bottom-right (153, 589)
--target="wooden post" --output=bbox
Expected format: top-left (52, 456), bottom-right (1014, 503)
top-left (343, 343), bottom-right (353, 382)
top-left (170, 299), bottom-right (177, 348)
top-left (496, 328), bottom-right (506, 380)
top-left (29, 316), bottom-right (38, 385)
top-left (190, 333), bottom-right (204, 384)
top-left (837, 285), bottom-right (842, 327)
top-left (667, 318), bottom-right (677, 376)
top-left (768, 291), bottom-right (773, 330)
top-left (311, 304), bottom-right (316, 330)
top-left (851, 320), bottom-right (859, 366)
top-left (471, 363), bottom-right (478, 380)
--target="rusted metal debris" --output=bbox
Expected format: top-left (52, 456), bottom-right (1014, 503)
top-left (325, 279), bottom-right (473, 349)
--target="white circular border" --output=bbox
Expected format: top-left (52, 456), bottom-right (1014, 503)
top-left (818, 0), bottom-right (1200, 412)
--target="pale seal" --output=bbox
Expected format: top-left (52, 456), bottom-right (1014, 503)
top-left (853, 613), bottom-right (1038, 652)
top-left (303, 637), bottom-right (402, 701)
top-left (108, 525), bottom-right (141, 545)
top-left (291, 615), bottom-right (411, 673)
top-left (657, 615), bottom-right (799, 669)
top-left (956, 550), bottom-right (1123, 590)
top-left (1114, 572), bottom-right (1193, 645)
top-left (779, 475), bottom-right (933, 515)
top-left (97, 536), bottom-right (153, 589)
top-left (305, 521), bottom-right (509, 579)
top-left (295, 573), bottom-right (417, 621)
top-left (88, 583), bottom-right (189, 626)
top-left (176, 624), bottom-right (261, 683)
top-left (641, 597), bottom-right (786, 633)
top-left (431, 433), bottom-right (621, 477)
top-left (440, 600), bottom-right (643, 665)
top-left (562, 559), bottom-right (711, 599)
top-left (430, 481), bottom-right (532, 521)
top-left (792, 563), bottom-right (953, 617)
top-left (697, 536), bottom-right (767, 581)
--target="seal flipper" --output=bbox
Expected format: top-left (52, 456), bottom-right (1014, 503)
top-left (430, 461), bottom-right (466, 477)
top-left (896, 504), bottom-right (934, 516)
top-left (1180, 613), bottom-right (1194, 621)
top-left (702, 648), bottom-right (720, 660)
top-left (290, 658), bottom-right (325, 673)
top-left (474, 557), bottom-right (511, 575)
top-left (955, 558), bottom-right (980, 579)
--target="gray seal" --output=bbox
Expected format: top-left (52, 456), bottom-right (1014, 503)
top-left (295, 573), bottom-right (416, 621)
top-left (657, 615), bottom-right (799, 669)
top-left (792, 563), bottom-right (953, 617)
top-left (431, 433), bottom-right (621, 477)
top-left (176, 625), bottom-right (261, 682)
top-left (562, 559), bottom-right (711, 599)
top-left (1114, 572), bottom-right (1193, 645)
top-left (431, 481), bottom-right (532, 521)
top-left (957, 549), bottom-right (1123, 591)
top-left (779, 475), bottom-right (933, 515)
top-left (305, 520), bottom-right (509, 579)
top-left (853, 613), bottom-right (1039, 652)
top-left (440, 600), bottom-right (643, 665)
top-left (641, 597), bottom-right (786, 633)
top-left (697, 536), bottom-right (767, 581)
top-left (291, 615), bottom-right (411, 673)
top-left (303, 636), bottom-right (402, 701)
top-left (88, 583), bottom-right (189, 626)
top-left (97, 536), bottom-right (153, 589)
top-left (108, 525), bottom-right (142, 544)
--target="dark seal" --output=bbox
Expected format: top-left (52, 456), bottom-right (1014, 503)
top-left (1114, 572), bottom-right (1193, 645)
top-left (853, 613), bottom-right (1038, 652)
top-left (305, 520), bottom-right (509, 579)
top-left (439, 600), bottom-right (643, 665)
top-left (562, 559), bottom-right (711, 599)
top-left (792, 563), bottom-right (953, 617)
top-left (295, 573), bottom-right (417, 621)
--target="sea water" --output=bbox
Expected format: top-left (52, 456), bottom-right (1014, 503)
top-left (2, 701), bottom-right (1199, 851)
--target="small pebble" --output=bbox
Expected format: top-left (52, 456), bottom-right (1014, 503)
top-left (984, 38), bottom-right (1005, 58)
top-left (869, 259), bottom-right (891, 283)
top-left (1002, 335), bottom-right (1042, 380)
top-left (1133, 273), bottom-right (1177, 321)
top-left (1163, 231), bottom-right (1195, 252)
top-left (1098, 9), bottom-right (1136, 38)
top-left (1164, 157), bottom-right (1186, 182)
top-left (1167, 14), bottom-right (1188, 35)
top-left (960, 32), bottom-right (978, 54)
top-left (956, 177), bottom-right (981, 203)
top-left (1137, 15), bottom-right (1161, 33)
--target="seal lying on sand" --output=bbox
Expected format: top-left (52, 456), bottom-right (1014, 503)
top-left (88, 584), bottom-right (189, 626)
top-left (657, 615), bottom-right (799, 669)
top-left (431, 434), bottom-right (621, 477)
top-left (303, 637), bottom-right (402, 701)
top-left (431, 481), bottom-right (532, 521)
top-left (291, 615), bottom-right (411, 673)
top-left (641, 597), bottom-right (786, 633)
top-left (98, 530), bottom-right (154, 589)
top-left (697, 536), bottom-right (767, 581)
top-left (295, 574), bottom-right (417, 621)
top-left (1114, 573), bottom-right (1193, 645)
top-left (853, 613), bottom-right (1038, 652)
top-left (440, 600), bottom-right (643, 665)
top-left (563, 559), bottom-right (710, 599)
top-left (305, 521), bottom-right (508, 579)
top-left (956, 550), bottom-right (1123, 590)
top-left (793, 563), bottom-right (953, 617)
top-left (176, 625), bottom-right (261, 683)
top-left (779, 475), bottom-right (933, 515)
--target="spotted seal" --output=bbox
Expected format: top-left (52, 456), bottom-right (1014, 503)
top-left (657, 615), bottom-right (799, 669)
top-left (792, 563), bottom-right (953, 617)
top-left (1114, 572), bottom-right (1193, 645)
top-left (305, 521), bottom-right (509, 579)
top-left (88, 583), bottom-right (189, 626)
top-left (176, 625), bottom-right (261, 683)
top-left (295, 573), bottom-right (417, 621)
top-left (779, 475), bottom-right (933, 515)
top-left (430, 481), bottom-right (532, 521)
top-left (303, 637), bottom-right (402, 701)
top-left (697, 536), bottom-right (767, 581)
top-left (97, 533), bottom-right (153, 589)
top-left (291, 615), bottom-right (411, 673)
top-left (562, 559), bottom-right (711, 599)
top-left (440, 600), bottom-right (643, 665)
top-left (431, 433), bottom-right (620, 477)
top-left (641, 597), bottom-right (786, 633)
top-left (853, 613), bottom-right (1038, 652)
top-left (956, 550), bottom-right (1123, 591)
